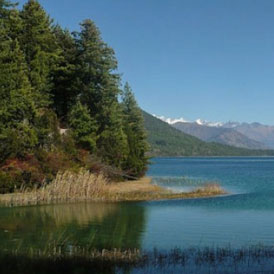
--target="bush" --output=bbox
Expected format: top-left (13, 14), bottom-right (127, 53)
top-left (0, 124), bottom-right (38, 162)
top-left (0, 172), bottom-right (14, 194)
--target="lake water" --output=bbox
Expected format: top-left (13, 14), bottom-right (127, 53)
top-left (1, 157), bottom-right (274, 253)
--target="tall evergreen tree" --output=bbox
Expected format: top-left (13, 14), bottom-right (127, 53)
top-left (0, 22), bottom-right (38, 160)
top-left (0, 0), bottom-right (20, 37)
top-left (68, 101), bottom-right (97, 152)
top-left (20, 0), bottom-right (60, 107)
top-left (122, 83), bottom-right (149, 177)
top-left (8, 8), bottom-right (22, 40)
top-left (0, 0), bottom-right (15, 19)
top-left (51, 25), bottom-right (79, 122)
top-left (74, 19), bottom-right (128, 167)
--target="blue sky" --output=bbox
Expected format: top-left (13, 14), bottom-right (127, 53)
top-left (19, 0), bottom-right (274, 124)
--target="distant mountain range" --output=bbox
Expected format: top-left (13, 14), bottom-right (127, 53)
top-left (143, 111), bottom-right (274, 157)
top-left (223, 122), bottom-right (274, 149)
top-left (154, 115), bottom-right (274, 150)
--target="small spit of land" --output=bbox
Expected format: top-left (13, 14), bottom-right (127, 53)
top-left (105, 177), bottom-right (226, 201)
top-left (0, 171), bottom-right (226, 207)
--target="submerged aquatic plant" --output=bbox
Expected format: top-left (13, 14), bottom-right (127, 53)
top-left (2, 244), bottom-right (274, 274)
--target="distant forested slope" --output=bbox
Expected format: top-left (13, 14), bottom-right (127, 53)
top-left (142, 111), bottom-right (274, 156)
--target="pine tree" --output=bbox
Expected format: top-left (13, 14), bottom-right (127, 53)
top-left (68, 101), bottom-right (97, 152)
top-left (122, 83), bottom-right (149, 177)
top-left (97, 102), bottom-right (129, 168)
top-left (0, 0), bottom-right (21, 38)
top-left (0, 0), bottom-right (15, 19)
top-left (0, 22), bottom-right (38, 160)
top-left (20, 0), bottom-right (60, 107)
top-left (0, 39), bottom-right (36, 127)
top-left (52, 25), bottom-right (79, 122)
top-left (74, 19), bottom-right (128, 167)
top-left (8, 8), bottom-right (22, 40)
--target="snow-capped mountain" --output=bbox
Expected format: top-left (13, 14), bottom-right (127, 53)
top-left (195, 119), bottom-right (224, 127)
top-left (153, 114), bottom-right (274, 149)
top-left (153, 115), bottom-right (224, 127)
top-left (153, 115), bottom-right (189, 125)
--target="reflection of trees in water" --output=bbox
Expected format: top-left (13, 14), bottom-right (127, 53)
top-left (37, 202), bottom-right (118, 226)
top-left (0, 202), bottom-right (146, 251)
top-left (0, 203), bottom-right (117, 231)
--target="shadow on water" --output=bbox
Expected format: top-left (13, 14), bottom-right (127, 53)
top-left (2, 200), bottom-right (274, 273)
top-left (0, 202), bottom-right (148, 273)
top-left (2, 245), bottom-right (274, 273)
top-left (0, 202), bottom-right (147, 251)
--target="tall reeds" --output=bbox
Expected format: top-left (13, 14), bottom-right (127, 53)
top-left (2, 245), bottom-right (274, 274)
top-left (0, 173), bottom-right (227, 207)
top-left (1, 170), bottom-right (108, 207)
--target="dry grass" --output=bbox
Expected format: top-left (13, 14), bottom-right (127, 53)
top-left (102, 179), bottom-right (227, 201)
top-left (0, 170), bottom-right (108, 207)
top-left (0, 171), bottom-right (227, 207)
top-left (193, 183), bottom-right (227, 196)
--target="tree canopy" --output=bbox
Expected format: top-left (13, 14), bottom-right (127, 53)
top-left (0, 0), bottom-right (149, 193)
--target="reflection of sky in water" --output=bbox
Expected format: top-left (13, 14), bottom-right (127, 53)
top-left (142, 200), bottom-right (274, 249)
top-left (148, 157), bottom-right (274, 196)
top-left (1, 157), bottom-right (274, 252)
top-left (142, 157), bottom-right (274, 249)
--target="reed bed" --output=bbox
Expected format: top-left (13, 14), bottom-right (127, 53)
top-left (194, 183), bottom-right (226, 195)
top-left (104, 182), bottom-right (227, 201)
top-left (2, 245), bottom-right (274, 274)
top-left (0, 170), bottom-right (109, 207)
top-left (8, 245), bottom-right (141, 263)
top-left (0, 172), bottom-right (227, 207)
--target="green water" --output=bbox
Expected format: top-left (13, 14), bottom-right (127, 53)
top-left (0, 202), bottom-right (146, 252)
top-left (1, 157), bottom-right (274, 253)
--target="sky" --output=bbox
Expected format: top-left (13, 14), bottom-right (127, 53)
top-left (19, 0), bottom-right (274, 124)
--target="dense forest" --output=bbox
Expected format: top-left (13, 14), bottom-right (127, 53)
top-left (143, 111), bottom-right (274, 156)
top-left (0, 0), bottom-right (149, 193)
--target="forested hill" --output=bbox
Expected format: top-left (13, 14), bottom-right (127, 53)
top-left (0, 0), bottom-right (148, 194)
top-left (142, 111), bottom-right (274, 156)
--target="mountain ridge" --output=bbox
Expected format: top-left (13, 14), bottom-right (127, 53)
top-left (154, 115), bottom-right (273, 149)
top-left (172, 122), bottom-right (267, 150)
top-left (143, 111), bottom-right (274, 156)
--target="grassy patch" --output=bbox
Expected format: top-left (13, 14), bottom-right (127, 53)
top-left (0, 170), bottom-right (108, 207)
top-left (0, 173), bottom-right (227, 207)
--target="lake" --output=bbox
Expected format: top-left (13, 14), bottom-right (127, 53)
top-left (1, 157), bottom-right (274, 253)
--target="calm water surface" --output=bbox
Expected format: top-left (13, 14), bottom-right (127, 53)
top-left (1, 157), bottom-right (274, 252)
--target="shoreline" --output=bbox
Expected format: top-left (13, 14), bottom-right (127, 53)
top-left (103, 177), bottom-right (227, 201)
top-left (0, 176), bottom-right (227, 207)
top-left (150, 155), bottom-right (274, 158)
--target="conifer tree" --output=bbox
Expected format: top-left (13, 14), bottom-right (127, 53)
top-left (68, 101), bottom-right (97, 152)
top-left (51, 25), bottom-right (79, 122)
top-left (8, 8), bottom-right (22, 40)
top-left (0, 0), bottom-right (20, 37)
top-left (0, 0), bottom-right (15, 19)
top-left (0, 22), bottom-right (38, 160)
top-left (122, 83), bottom-right (149, 177)
top-left (74, 19), bottom-right (128, 167)
top-left (20, 0), bottom-right (60, 107)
